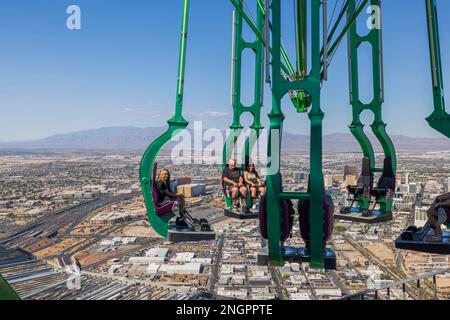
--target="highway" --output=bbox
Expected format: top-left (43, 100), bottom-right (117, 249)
top-left (208, 234), bottom-right (224, 293)
top-left (0, 193), bottom-right (139, 250)
top-left (328, 270), bottom-right (352, 296)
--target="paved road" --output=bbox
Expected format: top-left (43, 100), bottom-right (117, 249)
top-left (209, 234), bottom-right (224, 292)
top-left (344, 235), bottom-right (418, 299)
top-left (328, 270), bottom-right (351, 296)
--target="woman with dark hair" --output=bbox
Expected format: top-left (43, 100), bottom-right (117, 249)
top-left (244, 163), bottom-right (266, 199)
top-left (426, 193), bottom-right (450, 242)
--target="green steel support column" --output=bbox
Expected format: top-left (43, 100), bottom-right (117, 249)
top-left (347, 0), bottom-right (374, 170)
top-left (139, 0), bottom-right (190, 238)
top-left (308, 0), bottom-right (325, 269)
top-left (266, 0), bottom-right (284, 266)
top-left (347, 0), bottom-right (396, 174)
top-left (223, 0), bottom-right (265, 208)
top-left (231, 0), bottom-right (293, 77)
top-left (296, 0), bottom-right (307, 76)
top-left (290, 0), bottom-right (312, 114)
top-left (425, 0), bottom-right (450, 138)
top-left (265, 0), bottom-right (325, 268)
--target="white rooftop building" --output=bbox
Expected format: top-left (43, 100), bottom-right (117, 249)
top-left (145, 248), bottom-right (170, 258)
top-left (191, 257), bottom-right (212, 265)
top-left (159, 263), bottom-right (203, 275)
top-left (146, 263), bottom-right (161, 274)
top-left (315, 288), bottom-right (342, 297)
top-left (290, 292), bottom-right (312, 300)
top-left (129, 257), bottom-right (158, 264)
top-left (173, 252), bottom-right (195, 263)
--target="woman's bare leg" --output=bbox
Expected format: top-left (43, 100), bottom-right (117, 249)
top-left (251, 187), bottom-right (257, 198)
top-left (259, 187), bottom-right (266, 196)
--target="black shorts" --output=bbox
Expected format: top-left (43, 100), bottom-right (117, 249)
top-left (225, 184), bottom-right (240, 197)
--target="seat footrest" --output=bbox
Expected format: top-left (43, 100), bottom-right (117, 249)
top-left (224, 208), bottom-right (258, 220)
top-left (395, 230), bottom-right (450, 254)
top-left (256, 246), bottom-right (336, 270)
top-left (167, 224), bottom-right (216, 243)
top-left (335, 211), bottom-right (392, 224)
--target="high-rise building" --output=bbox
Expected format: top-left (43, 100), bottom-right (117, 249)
top-left (409, 183), bottom-right (420, 194)
top-left (414, 206), bottom-right (428, 227)
top-left (334, 174), bottom-right (345, 183)
top-left (398, 184), bottom-right (410, 194)
top-left (345, 175), bottom-right (357, 187)
top-left (401, 173), bottom-right (409, 185)
top-left (396, 175), bottom-right (402, 188)
top-left (177, 184), bottom-right (206, 198)
top-left (344, 165), bottom-right (358, 178)
top-left (324, 175), bottom-right (333, 188)
top-left (447, 177), bottom-right (450, 192)
top-left (293, 172), bottom-right (306, 182)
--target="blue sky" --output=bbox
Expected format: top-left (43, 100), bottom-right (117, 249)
top-left (0, 0), bottom-right (449, 141)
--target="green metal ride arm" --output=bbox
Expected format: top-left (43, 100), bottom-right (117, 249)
top-left (230, 0), bottom-right (294, 77)
top-left (347, 0), bottom-right (396, 174)
top-left (223, 1), bottom-right (265, 210)
top-left (425, 0), bottom-right (450, 138)
top-left (139, 0), bottom-right (190, 238)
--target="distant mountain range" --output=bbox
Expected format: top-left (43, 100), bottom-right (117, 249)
top-left (1, 126), bottom-right (450, 153)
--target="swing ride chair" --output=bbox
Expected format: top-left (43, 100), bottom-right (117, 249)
top-left (222, 174), bottom-right (260, 220)
top-left (335, 158), bottom-right (396, 224)
top-left (221, 0), bottom-right (266, 221)
top-left (332, 0), bottom-right (396, 224)
top-left (139, 0), bottom-right (214, 243)
top-left (395, 0), bottom-right (450, 255)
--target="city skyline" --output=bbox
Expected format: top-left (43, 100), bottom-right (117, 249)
top-left (1, 1), bottom-right (450, 141)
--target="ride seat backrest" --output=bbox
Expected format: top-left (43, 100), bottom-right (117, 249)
top-left (356, 157), bottom-right (373, 188)
top-left (151, 163), bottom-right (159, 203)
top-left (377, 157), bottom-right (396, 191)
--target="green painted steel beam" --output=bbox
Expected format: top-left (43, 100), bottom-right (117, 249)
top-left (264, 0), bottom-right (326, 269)
top-left (232, 0), bottom-right (295, 76)
top-left (265, 0), bottom-right (284, 266)
top-left (230, 0), bottom-right (265, 45)
top-left (296, 0), bottom-right (308, 76)
top-left (425, 0), bottom-right (450, 138)
top-left (140, 0), bottom-right (190, 238)
top-left (307, 0), bottom-right (325, 268)
top-left (326, 0), bottom-right (351, 47)
top-left (347, 0), bottom-right (396, 174)
top-left (223, 0), bottom-right (265, 209)
top-left (279, 192), bottom-right (310, 200)
top-left (326, 0), bottom-right (369, 64)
